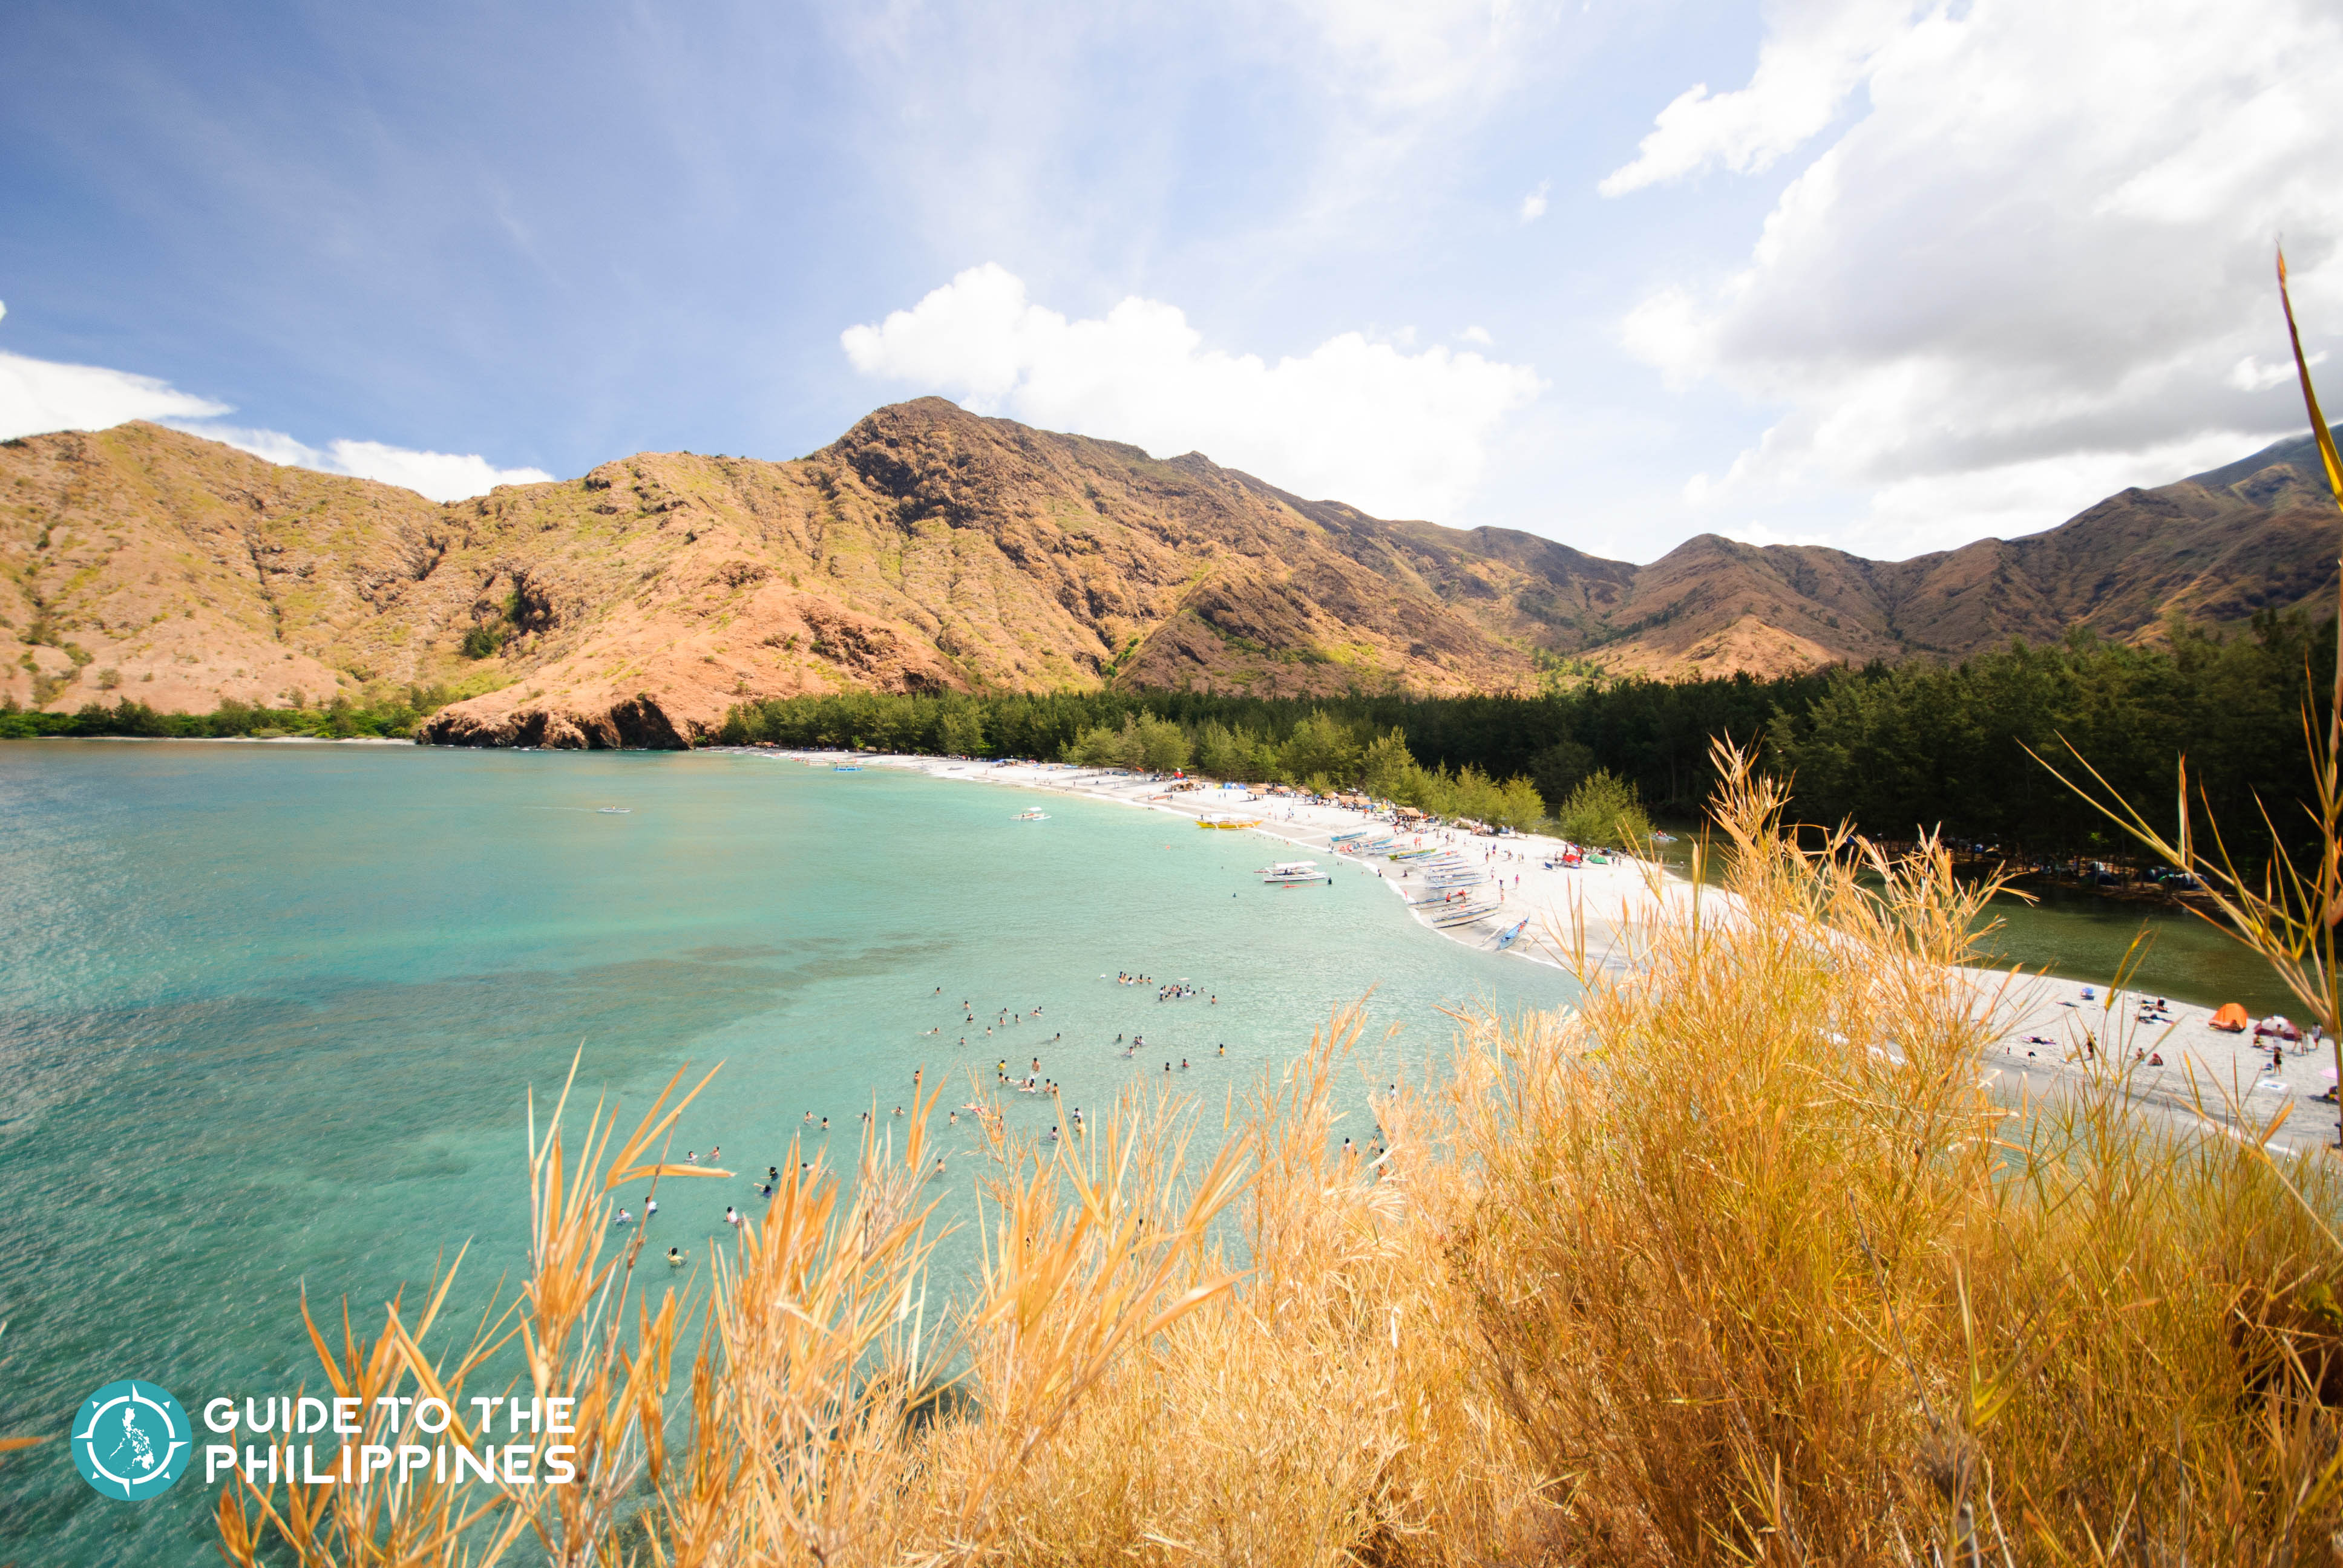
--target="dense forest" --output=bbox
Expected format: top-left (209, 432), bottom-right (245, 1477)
top-left (8, 615), bottom-right (2326, 860)
top-left (718, 613), bottom-right (2333, 860)
top-left (0, 687), bottom-right (457, 742)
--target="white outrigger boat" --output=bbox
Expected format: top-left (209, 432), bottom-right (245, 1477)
top-left (1258, 860), bottom-right (1332, 885)
top-left (1427, 901), bottom-right (1500, 928)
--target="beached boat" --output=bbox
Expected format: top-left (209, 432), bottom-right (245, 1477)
top-left (1493, 918), bottom-right (1528, 949)
top-left (1427, 903), bottom-right (1499, 928)
top-left (1259, 860), bottom-right (1332, 885)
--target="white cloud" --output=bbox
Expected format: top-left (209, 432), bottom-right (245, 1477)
top-left (178, 425), bottom-right (555, 500)
top-left (1460, 325), bottom-right (1494, 345)
top-left (1843, 432), bottom-right (2266, 557)
top-left (1518, 181), bottom-right (1551, 223)
top-left (2230, 350), bottom-right (2325, 392)
top-left (1600, 0), bottom-right (1921, 196)
top-left (842, 263), bottom-right (1542, 520)
top-left (1610, 0), bottom-right (2343, 554)
top-left (0, 302), bottom-right (551, 502)
top-left (0, 301), bottom-right (233, 434)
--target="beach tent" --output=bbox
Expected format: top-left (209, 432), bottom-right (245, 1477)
top-left (2211, 1002), bottom-right (2249, 1032)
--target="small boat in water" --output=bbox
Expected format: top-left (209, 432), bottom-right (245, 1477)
top-left (1015, 809), bottom-right (1049, 821)
top-left (1258, 860), bottom-right (1331, 885)
top-left (598, 806), bottom-right (632, 814)
top-left (831, 765), bottom-right (862, 772)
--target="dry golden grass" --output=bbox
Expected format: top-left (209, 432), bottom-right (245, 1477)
top-left (211, 746), bottom-right (2343, 1567)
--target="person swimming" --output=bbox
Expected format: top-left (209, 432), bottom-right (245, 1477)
top-left (615, 1207), bottom-right (633, 1225)
top-left (667, 1247), bottom-right (684, 1267)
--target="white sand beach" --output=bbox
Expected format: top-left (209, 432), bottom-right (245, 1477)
top-left (752, 750), bottom-right (2343, 1157)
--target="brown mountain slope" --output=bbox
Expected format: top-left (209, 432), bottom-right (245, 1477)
top-left (4, 407), bottom-right (2337, 746)
top-left (1573, 426), bottom-right (2342, 676)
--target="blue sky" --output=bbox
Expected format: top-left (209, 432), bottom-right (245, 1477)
top-left (3, 0), bottom-right (2338, 562)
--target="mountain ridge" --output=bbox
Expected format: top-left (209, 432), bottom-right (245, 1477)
top-left (2, 401), bottom-right (2335, 747)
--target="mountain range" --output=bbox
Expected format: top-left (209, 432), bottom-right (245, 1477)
top-left (3, 399), bottom-right (2337, 746)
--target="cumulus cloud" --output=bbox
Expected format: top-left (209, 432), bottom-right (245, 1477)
top-left (0, 302), bottom-right (233, 433)
top-left (1518, 181), bottom-right (1550, 223)
top-left (1460, 325), bottom-right (1494, 345)
top-left (1608, 0), bottom-right (2343, 553)
top-left (178, 424), bottom-right (555, 500)
top-left (842, 263), bottom-right (1542, 520)
top-left (0, 302), bottom-right (551, 501)
top-left (1600, 0), bottom-right (1919, 196)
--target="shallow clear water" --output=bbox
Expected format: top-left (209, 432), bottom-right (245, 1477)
top-left (0, 742), bottom-right (1573, 1565)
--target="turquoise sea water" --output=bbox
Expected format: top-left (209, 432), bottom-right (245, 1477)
top-left (0, 742), bottom-right (1573, 1566)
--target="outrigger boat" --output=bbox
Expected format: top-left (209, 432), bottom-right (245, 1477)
top-left (1427, 902), bottom-right (1500, 928)
top-left (1493, 918), bottom-right (1529, 950)
top-left (1198, 812), bottom-right (1263, 830)
top-left (1258, 860), bottom-right (1332, 885)
top-left (1014, 809), bottom-right (1049, 821)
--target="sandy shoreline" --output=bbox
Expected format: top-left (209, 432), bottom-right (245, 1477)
top-left (742, 748), bottom-right (2342, 1158)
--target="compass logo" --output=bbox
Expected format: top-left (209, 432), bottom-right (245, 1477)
top-left (70, 1379), bottom-right (193, 1501)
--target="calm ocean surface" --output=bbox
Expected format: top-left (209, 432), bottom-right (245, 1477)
top-left (0, 742), bottom-right (1574, 1566)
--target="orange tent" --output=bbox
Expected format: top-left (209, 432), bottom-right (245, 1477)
top-left (2211, 1002), bottom-right (2249, 1032)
